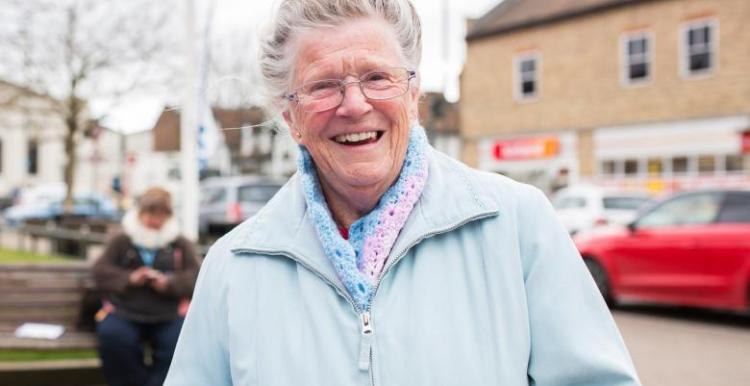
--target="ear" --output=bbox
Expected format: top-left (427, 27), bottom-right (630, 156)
top-left (283, 109), bottom-right (302, 144)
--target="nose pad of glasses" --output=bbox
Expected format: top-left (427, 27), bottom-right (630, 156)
top-left (337, 81), bottom-right (370, 109)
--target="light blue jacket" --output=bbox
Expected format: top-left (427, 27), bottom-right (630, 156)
top-left (166, 149), bottom-right (640, 386)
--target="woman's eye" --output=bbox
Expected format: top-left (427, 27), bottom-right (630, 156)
top-left (309, 81), bottom-right (338, 91)
top-left (363, 72), bottom-right (389, 82)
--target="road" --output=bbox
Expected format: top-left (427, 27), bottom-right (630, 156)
top-left (613, 306), bottom-right (750, 386)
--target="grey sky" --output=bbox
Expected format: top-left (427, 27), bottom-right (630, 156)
top-left (104, 0), bottom-right (500, 133)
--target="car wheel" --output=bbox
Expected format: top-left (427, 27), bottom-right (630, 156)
top-left (584, 258), bottom-right (614, 306)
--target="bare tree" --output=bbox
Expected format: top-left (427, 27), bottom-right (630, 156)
top-left (207, 28), bottom-right (264, 110)
top-left (0, 0), bottom-right (179, 208)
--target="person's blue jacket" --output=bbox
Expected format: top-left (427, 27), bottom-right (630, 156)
top-left (166, 149), bottom-right (641, 386)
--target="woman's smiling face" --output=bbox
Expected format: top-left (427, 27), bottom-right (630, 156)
top-left (283, 16), bottom-right (419, 201)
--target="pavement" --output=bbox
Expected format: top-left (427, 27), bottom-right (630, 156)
top-left (614, 305), bottom-right (750, 386)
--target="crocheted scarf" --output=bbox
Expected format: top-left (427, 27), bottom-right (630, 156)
top-left (298, 125), bottom-right (429, 311)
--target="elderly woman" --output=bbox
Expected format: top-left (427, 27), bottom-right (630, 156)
top-left (166, 1), bottom-right (640, 385)
top-left (94, 187), bottom-right (200, 386)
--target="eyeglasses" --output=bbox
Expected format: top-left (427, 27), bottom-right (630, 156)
top-left (283, 67), bottom-right (416, 113)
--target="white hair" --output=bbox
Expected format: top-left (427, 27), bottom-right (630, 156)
top-left (259, 0), bottom-right (422, 116)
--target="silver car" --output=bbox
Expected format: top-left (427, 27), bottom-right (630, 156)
top-left (199, 176), bottom-right (286, 236)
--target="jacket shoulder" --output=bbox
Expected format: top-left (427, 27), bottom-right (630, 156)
top-left (106, 232), bottom-right (132, 246)
top-left (100, 232), bottom-right (134, 256)
top-left (430, 150), bottom-right (544, 212)
top-left (201, 219), bottom-right (254, 267)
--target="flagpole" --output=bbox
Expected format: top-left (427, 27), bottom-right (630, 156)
top-left (442, 0), bottom-right (450, 95)
top-left (180, 0), bottom-right (199, 241)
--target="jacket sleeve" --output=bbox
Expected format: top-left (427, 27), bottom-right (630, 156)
top-left (167, 237), bottom-right (201, 298)
top-left (164, 237), bottom-right (233, 385)
top-left (92, 234), bottom-right (133, 294)
top-left (518, 186), bottom-right (641, 386)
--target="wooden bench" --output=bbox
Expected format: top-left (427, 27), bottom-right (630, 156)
top-left (0, 262), bottom-right (103, 386)
top-left (18, 218), bottom-right (113, 259)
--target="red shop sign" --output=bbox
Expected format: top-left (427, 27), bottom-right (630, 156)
top-left (492, 137), bottom-right (560, 160)
top-left (742, 130), bottom-right (750, 154)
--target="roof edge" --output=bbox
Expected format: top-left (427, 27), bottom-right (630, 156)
top-left (467, 0), bottom-right (658, 42)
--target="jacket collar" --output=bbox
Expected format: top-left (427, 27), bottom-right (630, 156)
top-left (229, 147), bottom-right (500, 283)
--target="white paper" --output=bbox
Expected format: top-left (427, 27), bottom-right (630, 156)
top-left (14, 323), bottom-right (65, 340)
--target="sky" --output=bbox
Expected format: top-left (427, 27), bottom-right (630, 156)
top-left (104, 0), bottom-right (501, 133)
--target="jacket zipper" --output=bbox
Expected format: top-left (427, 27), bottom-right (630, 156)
top-left (233, 248), bottom-right (375, 382)
top-left (236, 210), bottom-right (497, 386)
top-left (358, 311), bottom-right (373, 370)
top-left (363, 211), bottom-right (497, 386)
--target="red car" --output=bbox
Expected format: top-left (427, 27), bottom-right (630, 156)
top-left (574, 189), bottom-right (750, 312)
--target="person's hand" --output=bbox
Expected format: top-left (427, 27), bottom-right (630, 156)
top-left (128, 267), bottom-right (152, 286)
top-left (147, 270), bottom-right (170, 293)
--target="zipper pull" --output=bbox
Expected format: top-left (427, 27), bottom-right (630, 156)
top-left (358, 311), bottom-right (373, 371)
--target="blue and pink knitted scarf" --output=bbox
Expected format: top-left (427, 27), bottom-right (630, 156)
top-left (298, 125), bottom-right (429, 311)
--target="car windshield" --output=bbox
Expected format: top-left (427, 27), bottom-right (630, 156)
top-left (603, 196), bottom-right (650, 210)
top-left (238, 185), bottom-right (281, 203)
top-left (637, 192), bottom-right (722, 227)
top-left (552, 196), bottom-right (587, 209)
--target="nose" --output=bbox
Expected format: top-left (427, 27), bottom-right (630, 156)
top-left (335, 80), bottom-right (372, 117)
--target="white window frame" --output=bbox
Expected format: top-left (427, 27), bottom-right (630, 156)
top-left (620, 31), bottom-right (653, 86)
top-left (680, 18), bottom-right (718, 79)
top-left (513, 52), bottom-right (541, 102)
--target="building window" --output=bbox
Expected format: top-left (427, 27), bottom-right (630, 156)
top-left (725, 154), bottom-right (744, 172)
top-left (601, 160), bottom-right (616, 175)
top-left (672, 156), bottom-right (689, 174)
top-left (514, 52), bottom-right (540, 100)
top-left (697, 154), bottom-right (715, 173)
top-left (647, 158), bottom-right (662, 175)
top-left (682, 19), bottom-right (717, 77)
top-left (624, 159), bottom-right (639, 175)
top-left (27, 140), bottom-right (38, 175)
top-left (622, 32), bottom-right (652, 84)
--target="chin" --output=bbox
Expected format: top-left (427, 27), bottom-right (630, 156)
top-left (340, 162), bottom-right (395, 187)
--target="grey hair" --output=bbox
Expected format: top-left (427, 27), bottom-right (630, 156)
top-left (259, 0), bottom-right (422, 116)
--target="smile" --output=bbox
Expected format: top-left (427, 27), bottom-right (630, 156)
top-left (332, 131), bottom-right (384, 146)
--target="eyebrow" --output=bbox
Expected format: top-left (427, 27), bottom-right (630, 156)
top-left (301, 59), bottom-right (396, 83)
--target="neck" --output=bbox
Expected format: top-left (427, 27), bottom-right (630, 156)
top-left (319, 173), bottom-right (396, 228)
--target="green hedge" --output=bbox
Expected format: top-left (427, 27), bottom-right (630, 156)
top-left (0, 349), bottom-right (98, 362)
top-left (0, 248), bottom-right (75, 263)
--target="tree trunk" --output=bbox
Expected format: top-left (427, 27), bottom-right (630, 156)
top-left (63, 95), bottom-right (79, 214)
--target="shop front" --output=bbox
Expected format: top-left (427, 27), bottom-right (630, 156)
top-left (593, 115), bottom-right (750, 194)
top-left (478, 132), bottom-right (579, 194)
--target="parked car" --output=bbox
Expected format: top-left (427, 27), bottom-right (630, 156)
top-left (0, 195), bottom-right (15, 212)
top-left (2, 193), bottom-right (120, 228)
top-left (574, 189), bottom-right (750, 312)
top-left (552, 185), bottom-right (652, 235)
top-left (199, 176), bottom-right (286, 236)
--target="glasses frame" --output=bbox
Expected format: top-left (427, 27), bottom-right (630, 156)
top-left (282, 67), bottom-right (417, 112)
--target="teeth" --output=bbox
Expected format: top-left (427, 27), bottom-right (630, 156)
top-left (334, 131), bottom-right (377, 143)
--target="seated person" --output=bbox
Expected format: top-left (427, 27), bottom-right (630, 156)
top-left (93, 187), bottom-right (200, 386)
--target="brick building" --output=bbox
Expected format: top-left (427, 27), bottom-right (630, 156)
top-left (419, 92), bottom-right (462, 159)
top-left (461, 0), bottom-right (750, 193)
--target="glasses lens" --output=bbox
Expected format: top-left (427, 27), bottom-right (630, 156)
top-left (362, 68), bottom-right (409, 99)
top-left (293, 68), bottom-right (413, 112)
top-left (299, 79), bottom-right (343, 112)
